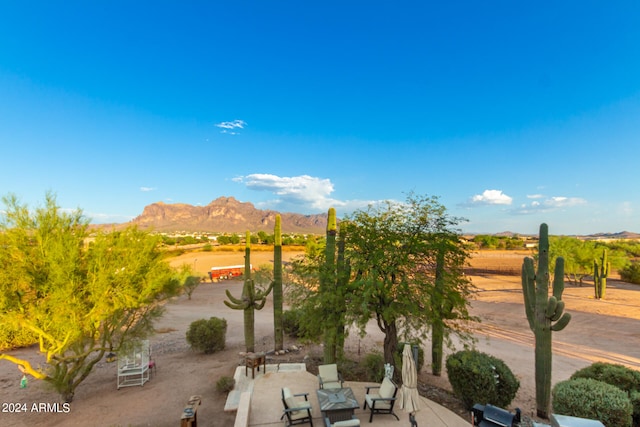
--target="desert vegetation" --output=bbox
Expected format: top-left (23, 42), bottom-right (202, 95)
top-left (0, 193), bottom-right (186, 402)
top-left (2, 191), bottom-right (640, 426)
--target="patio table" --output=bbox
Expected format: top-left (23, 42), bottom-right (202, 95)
top-left (316, 387), bottom-right (359, 423)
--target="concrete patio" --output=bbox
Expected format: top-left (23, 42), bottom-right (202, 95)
top-left (226, 363), bottom-right (471, 427)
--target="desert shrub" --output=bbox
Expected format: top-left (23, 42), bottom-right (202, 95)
top-left (282, 308), bottom-right (322, 342)
top-left (216, 375), bottom-right (235, 393)
top-left (362, 352), bottom-right (385, 382)
top-left (202, 243), bottom-right (213, 252)
top-left (336, 358), bottom-right (362, 382)
top-left (395, 343), bottom-right (425, 373)
top-left (282, 309), bottom-right (303, 337)
top-left (553, 378), bottom-right (633, 427)
top-left (571, 362), bottom-right (640, 395)
top-left (620, 261), bottom-right (640, 285)
top-left (446, 350), bottom-right (520, 409)
top-left (570, 362), bottom-right (640, 426)
top-left (186, 317), bottom-right (227, 354)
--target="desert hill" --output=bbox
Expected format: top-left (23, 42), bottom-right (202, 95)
top-left (128, 196), bottom-right (327, 234)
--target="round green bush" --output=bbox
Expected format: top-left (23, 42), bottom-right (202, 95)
top-left (553, 378), bottom-right (632, 427)
top-left (446, 350), bottom-right (520, 409)
top-left (186, 317), bottom-right (227, 354)
top-left (570, 362), bottom-right (640, 426)
top-left (571, 362), bottom-right (640, 395)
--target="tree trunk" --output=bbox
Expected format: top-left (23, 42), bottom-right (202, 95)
top-left (432, 247), bottom-right (446, 376)
top-left (431, 321), bottom-right (444, 376)
top-left (382, 319), bottom-right (398, 381)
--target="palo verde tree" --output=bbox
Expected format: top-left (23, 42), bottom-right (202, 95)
top-left (345, 193), bottom-right (475, 376)
top-left (0, 193), bottom-right (181, 402)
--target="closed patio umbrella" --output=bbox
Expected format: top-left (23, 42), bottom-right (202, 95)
top-left (399, 344), bottom-right (422, 423)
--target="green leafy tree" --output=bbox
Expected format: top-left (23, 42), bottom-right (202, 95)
top-left (0, 193), bottom-right (181, 402)
top-left (549, 237), bottom-right (596, 286)
top-left (177, 264), bottom-right (200, 300)
top-left (345, 194), bottom-right (475, 375)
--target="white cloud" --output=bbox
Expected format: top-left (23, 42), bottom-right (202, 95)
top-left (544, 196), bottom-right (586, 208)
top-left (215, 120), bottom-right (246, 134)
top-left (469, 189), bottom-right (513, 206)
top-left (140, 187), bottom-right (156, 192)
top-left (235, 173), bottom-right (373, 213)
top-left (527, 194), bottom-right (544, 199)
top-left (512, 195), bottom-right (586, 215)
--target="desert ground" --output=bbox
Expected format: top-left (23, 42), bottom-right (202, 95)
top-left (1, 250), bottom-right (639, 426)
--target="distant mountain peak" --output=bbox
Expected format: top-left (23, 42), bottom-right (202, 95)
top-left (129, 196), bottom-right (327, 233)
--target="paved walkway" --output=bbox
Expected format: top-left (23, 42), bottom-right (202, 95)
top-left (226, 363), bottom-right (471, 427)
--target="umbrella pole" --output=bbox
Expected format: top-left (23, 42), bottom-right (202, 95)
top-left (409, 412), bottom-right (417, 426)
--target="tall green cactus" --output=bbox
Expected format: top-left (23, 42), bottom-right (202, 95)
top-left (522, 223), bottom-right (571, 419)
top-left (594, 249), bottom-right (609, 300)
top-left (224, 231), bottom-right (273, 353)
top-left (322, 208), bottom-right (338, 363)
top-left (273, 215), bottom-right (284, 351)
top-left (335, 219), bottom-right (350, 360)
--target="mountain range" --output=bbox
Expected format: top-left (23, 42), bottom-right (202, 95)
top-left (121, 196), bottom-right (640, 239)
top-left (128, 196), bottom-right (327, 234)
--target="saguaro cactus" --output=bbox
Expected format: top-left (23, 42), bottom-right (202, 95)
top-left (521, 223), bottom-right (571, 419)
top-left (335, 219), bottom-right (349, 360)
top-left (225, 231), bottom-right (273, 352)
top-left (273, 215), bottom-right (284, 351)
top-left (321, 208), bottom-right (338, 364)
top-left (594, 249), bottom-right (609, 300)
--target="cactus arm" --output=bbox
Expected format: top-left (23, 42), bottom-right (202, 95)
top-left (254, 281), bottom-right (274, 310)
top-left (551, 312), bottom-right (571, 331)
top-left (224, 289), bottom-right (247, 307)
top-left (521, 257), bottom-right (536, 331)
top-left (552, 257), bottom-right (565, 300)
top-left (550, 300), bottom-right (565, 321)
top-left (545, 296), bottom-right (558, 318)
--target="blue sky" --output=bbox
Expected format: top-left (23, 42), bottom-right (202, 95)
top-left (1, 1), bottom-right (639, 235)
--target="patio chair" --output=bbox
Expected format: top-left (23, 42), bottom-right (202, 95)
top-left (363, 377), bottom-right (399, 423)
top-left (318, 363), bottom-right (344, 389)
top-left (281, 387), bottom-right (314, 426)
top-left (324, 416), bottom-right (361, 427)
